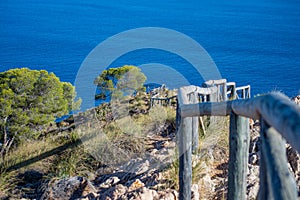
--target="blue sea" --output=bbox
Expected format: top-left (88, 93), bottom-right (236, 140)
top-left (1, 0), bottom-right (299, 110)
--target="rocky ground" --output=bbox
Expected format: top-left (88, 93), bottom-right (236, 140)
top-left (4, 95), bottom-right (300, 200)
top-left (37, 121), bottom-right (300, 200)
top-left (40, 132), bottom-right (187, 200)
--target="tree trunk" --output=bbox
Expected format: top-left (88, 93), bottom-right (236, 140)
top-left (0, 117), bottom-right (12, 159)
top-left (5, 136), bottom-right (15, 156)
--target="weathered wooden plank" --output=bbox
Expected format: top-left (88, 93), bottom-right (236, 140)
top-left (195, 86), bottom-right (218, 96)
top-left (232, 93), bottom-right (300, 152)
top-left (227, 82), bottom-right (236, 100)
top-left (226, 82), bottom-right (236, 87)
top-left (179, 85), bottom-right (218, 96)
top-left (203, 79), bottom-right (227, 86)
top-left (217, 85), bottom-right (221, 102)
top-left (230, 98), bottom-right (259, 119)
top-left (180, 92), bottom-right (300, 152)
top-left (235, 85), bottom-right (251, 99)
top-left (258, 128), bottom-right (269, 200)
top-left (198, 94), bottom-right (207, 134)
top-left (260, 119), bottom-right (298, 200)
top-left (228, 113), bottom-right (250, 200)
top-left (189, 92), bottom-right (199, 154)
top-left (177, 87), bottom-right (300, 199)
top-left (241, 89), bottom-right (246, 99)
top-left (178, 116), bottom-right (192, 200)
top-left (203, 95), bottom-right (207, 102)
top-left (203, 79), bottom-right (227, 102)
top-left (177, 87), bottom-right (192, 200)
top-left (247, 86), bottom-right (251, 98)
top-left (180, 101), bottom-right (232, 117)
top-left (177, 87), bottom-right (190, 105)
top-left (208, 89), bottom-right (218, 102)
top-left (235, 85), bottom-right (250, 91)
top-left (176, 100), bottom-right (180, 132)
top-left (222, 82), bottom-right (227, 102)
top-left (209, 90), bottom-right (219, 124)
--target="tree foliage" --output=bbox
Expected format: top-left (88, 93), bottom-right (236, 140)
top-left (94, 65), bottom-right (147, 100)
top-left (0, 68), bottom-right (81, 157)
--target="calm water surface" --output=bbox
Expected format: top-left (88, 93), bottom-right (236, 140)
top-left (0, 0), bottom-right (299, 104)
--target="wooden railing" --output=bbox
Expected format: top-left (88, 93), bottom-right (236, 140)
top-left (150, 95), bottom-right (177, 107)
top-left (176, 80), bottom-right (300, 200)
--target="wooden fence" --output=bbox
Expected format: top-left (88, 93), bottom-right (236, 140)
top-left (176, 80), bottom-right (300, 200)
top-left (149, 84), bottom-right (177, 107)
top-left (150, 95), bottom-right (177, 107)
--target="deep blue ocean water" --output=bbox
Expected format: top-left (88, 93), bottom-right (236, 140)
top-left (1, 0), bottom-right (299, 109)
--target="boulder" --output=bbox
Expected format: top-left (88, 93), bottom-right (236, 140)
top-left (41, 176), bottom-right (97, 200)
top-left (128, 179), bottom-right (145, 192)
top-left (100, 184), bottom-right (128, 200)
top-left (99, 176), bottom-right (120, 189)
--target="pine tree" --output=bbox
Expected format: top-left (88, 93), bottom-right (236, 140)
top-left (0, 68), bottom-right (81, 158)
top-left (94, 65), bottom-right (146, 100)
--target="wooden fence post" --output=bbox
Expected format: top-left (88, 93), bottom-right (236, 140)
top-left (176, 99), bottom-right (180, 134)
top-left (258, 119), bottom-right (269, 200)
top-left (231, 83), bottom-right (236, 100)
top-left (226, 82), bottom-right (236, 100)
top-left (209, 88), bottom-right (218, 124)
top-left (177, 89), bottom-right (192, 200)
top-left (222, 82), bottom-right (227, 101)
top-left (242, 89), bottom-right (245, 99)
top-left (259, 119), bottom-right (297, 200)
top-left (228, 112), bottom-right (250, 200)
top-left (189, 92), bottom-right (199, 153)
top-left (178, 117), bottom-right (192, 199)
top-left (177, 87), bottom-right (299, 199)
top-left (247, 86), bottom-right (251, 98)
